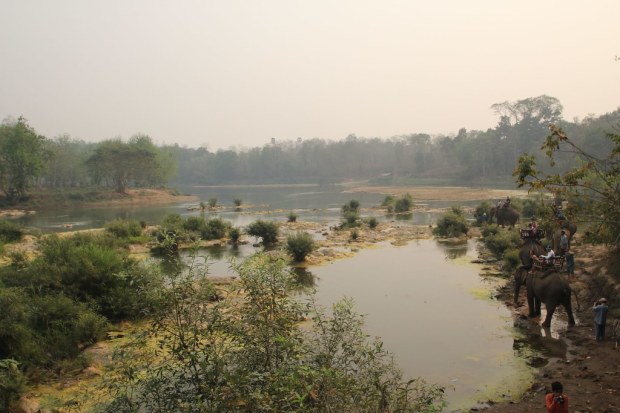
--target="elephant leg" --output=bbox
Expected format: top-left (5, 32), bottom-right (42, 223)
top-left (526, 292), bottom-right (538, 318)
top-left (542, 303), bottom-right (556, 328)
top-left (564, 298), bottom-right (576, 326)
top-left (533, 297), bottom-right (542, 317)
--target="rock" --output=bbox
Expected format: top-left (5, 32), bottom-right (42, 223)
top-left (13, 396), bottom-right (40, 413)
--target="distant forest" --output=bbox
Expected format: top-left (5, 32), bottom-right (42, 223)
top-left (1, 95), bottom-right (619, 200)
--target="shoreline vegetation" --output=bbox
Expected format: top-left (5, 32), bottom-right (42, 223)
top-left (1, 185), bottom-right (619, 412)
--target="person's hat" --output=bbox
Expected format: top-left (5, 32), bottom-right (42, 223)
top-left (546, 245), bottom-right (552, 250)
top-left (599, 298), bottom-right (607, 303)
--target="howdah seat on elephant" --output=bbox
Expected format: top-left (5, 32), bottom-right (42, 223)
top-left (532, 256), bottom-right (565, 272)
top-left (520, 228), bottom-right (545, 240)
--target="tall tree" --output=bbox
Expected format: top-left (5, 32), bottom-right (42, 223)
top-left (86, 136), bottom-right (169, 193)
top-left (0, 117), bottom-right (47, 201)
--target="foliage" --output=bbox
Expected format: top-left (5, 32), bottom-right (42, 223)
top-left (0, 286), bottom-right (109, 370)
top-left (432, 207), bottom-right (469, 237)
top-left (502, 248), bottom-right (521, 271)
top-left (350, 229), bottom-right (359, 240)
top-left (286, 231), bottom-right (315, 262)
top-left (341, 199), bottom-right (360, 214)
top-left (0, 117), bottom-right (47, 201)
top-left (0, 220), bottom-right (23, 243)
top-left (229, 227), bottom-right (241, 244)
top-left (246, 220), bottom-right (279, 245)
top-left (86, 135), bottom-right (173, 193)
top-left (287, 211), bottom-right (298, 222)
top-left (0, 233), bottom-right (162, 322)
top-left (182, 215), bottom-right (205, 232)
top-left (473, 201), bottom-right (492, 225)
top-left (481, 226), bottom-right (521, 257)
top-left (341, 211), bottom-right (360, 228)
top-left (208, 197), bottom-right (217, 208)
top-left (100, 252), bottom-right (445, 413)
top-left (394, 193), bottom-right (414, 213)
top-left (0, 358), bottom-right (26, 411)
top-left (234, 198), bottom-right (242, 207)
top-left (514, 124), bottom-right (620, 246)
top-left (367, 216), bottom-right (379, 228)
top-left (201, 218), bottom-right (231, 240)
top-left (105, 219), bottom-right (143, 239)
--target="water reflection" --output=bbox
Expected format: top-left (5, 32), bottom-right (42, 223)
top-left (437, 241), bottom-right (469, 259)
top-left (291, 267), bottom-right (316, 288)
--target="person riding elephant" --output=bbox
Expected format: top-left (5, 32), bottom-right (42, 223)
top-left (514, 267), bottom-right (576, 328)
top-left (519, 237), bottom-right (546, 269)
top-left (489, 205), bottom-right (520, 228)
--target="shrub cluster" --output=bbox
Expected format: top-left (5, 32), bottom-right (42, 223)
top-left (432, 206), bottom-right (469, 237)
top-left (286, 231), bottom-right (315, 261)
top-left (0, 220), bottom-right (23, 243)
top-left (0, 230), bottom-right (163, 377)
top-left (105, 219), bottom-right (143, 239)
top-left (246, 220), bottom-right (279, 244)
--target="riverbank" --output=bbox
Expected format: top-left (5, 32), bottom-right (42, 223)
top-left (0, 188), bottom-right (198, 216)
top-left (478, 239), bottom-right (620, 413)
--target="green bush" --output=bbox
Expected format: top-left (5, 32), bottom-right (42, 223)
top-left (394, 193), bottom-right (413, 212)
top-left (182, 216), bottom-right (206, 232)
top-left (161, 213), bottom-right (184, 233)
top-left (286, 232), bottom-right (315, 262)
top-left (105, 219), bottom-right (143, 239)
top-left (474, 201), bottom-right (492, 225)
top-left (0, 220), bottom-right (23, 243)
top-left (229, 227), bottom-right (241, 244)
top-left (350, 229), bottom-right (359, 240)
top-left (432, 207), bottom-right (469, 237)
top-left (341, 211), bottom-right (360, 228)
top-left (367, 216), bottom-right (379, 228)
top-left (0, 359), bottom-right (26, 411)
top-left (342, 199), bottom-right (360, 213)
top-left (246, 220), bottom-right (279, 245)
top-left (503, 248), bottom-right (521, 271)
top-left (287, 211), bottom-right (298, 222)
top-left (381, 195), bottom-right (395, 207)
top-left (483, 228), bottom-right (521, 257)
top-left (233, 198), bottom-right (242, 207)
top-left (208, 197), bottom-right (217, 208)
top-left (201, 218), bottom-right (230, 240)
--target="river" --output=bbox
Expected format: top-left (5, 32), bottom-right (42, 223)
top-left (13, 184), bottom-right (534, 410)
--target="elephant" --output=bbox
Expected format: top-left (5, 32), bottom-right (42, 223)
top-left (519, 238), bottom-right (546, 268)
top-left (514, 267), bottom-right (576, 328)
top-left (489, 206), bottom-right (520, 228)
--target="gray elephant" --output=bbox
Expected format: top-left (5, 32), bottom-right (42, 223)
top-left (489, 206), bottom-right (520, 228)
top-left (514, 267), bottom-right (576, 328)
top-left (519, 238), bottom-right (546, 268)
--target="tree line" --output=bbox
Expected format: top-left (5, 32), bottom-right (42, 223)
top-left (1, 96), bottom-right (619, 202)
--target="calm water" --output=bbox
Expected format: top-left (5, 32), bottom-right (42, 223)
top-left (14, 184), bottom-right (478, 232)
top-left (12, 185), bottom-right (536, 410)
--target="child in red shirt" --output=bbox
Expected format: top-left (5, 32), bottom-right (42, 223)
top-left (545, 381), bottom-right (569, 413)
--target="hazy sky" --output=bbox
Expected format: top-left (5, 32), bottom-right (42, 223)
top-left (1, 1), bottom-right (618, 150)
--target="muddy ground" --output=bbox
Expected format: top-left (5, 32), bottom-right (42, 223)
top-left (476, 240), bottom-right (620, 413)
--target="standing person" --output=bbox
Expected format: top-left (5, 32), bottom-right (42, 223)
top-left (593, 298), bottom-right (609, 341)
top-left (546, 381), bottom-right (569, 413)
top-left (566, 252), bottom-right (575, 277)
top-left (559, 230), bottom-right (569, 256)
